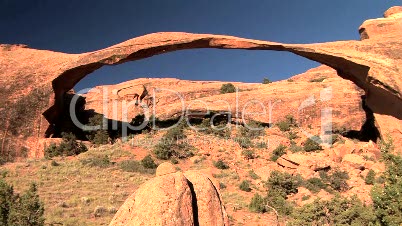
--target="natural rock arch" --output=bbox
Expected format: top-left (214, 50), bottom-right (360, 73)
top-left (0, 6), bottom-right (401, 152)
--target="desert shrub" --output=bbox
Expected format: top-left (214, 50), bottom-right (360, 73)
top-left (93, 206), bottom-right (107, 217)
top-left (303, 136), bottom-right (323, 152)
top-left (270, 144), bottom-right (287, 161)
top-left (255, 141), bottom-right (267, 149)
top-left (290, 195), bottom-right (375, 226)
top-left (236, 137), bottom-right (253, 148)
top-left (219, 182), bottom-right (226, 189)
top-left (319, 169), bottom-right (349, 192)
top-left (287, 131), bottom-right (299, 140)
top-left (304, 177), bottom-right (326, 193)
top-left (248, 170), bottom-right (261, 180)
top-left (371, 136), bottom-right (402, 225)
top-left (170, 158), bottom-right (179, 164)
top-left (332, 124), bottom-right (348, 135)
top-left (266, 171), bottom-right (302, 198)
top-left (249, 193), bottom-right (266, 213)
top-left (80, 155), bottom-right (112, 168)
top-left (0, 179), bottom-right (14, 225)
top-left (45, 132), bottom-right (87, 158)
top-left (50, 160), bottom-right (59, 167)
top-left (154, 122), bottom-right (193, 160)
top-left (220, 83), bottom-right (236, 94)
top-left (262, 78), bottom-right (271, 84)
top-left (90, 130), bottom-right (110, 145)
top-left (289, 143), bottom-right (303, 153)
top-left (119, 160), bottom-right (155, 174)
top-left (141, 155), bottom-right (157, 169)
top-left (85, 115), bottom-right (110, 145)
top-left (2, 182), bottom-right (45, 226)
top-left (214, 159), bottom-right (229, 169)
top-left (241, 150), bottom-right (255, 160)
top-left (276, 115), bottom-right (297, 132)
top-left (309, 77), bottom-right (327, 82)
top-left (266, 189), bottom-right (294, 215)
top-left (239, 180), bottom-right (252, 192)
top-left (365, 169), bottom-right (376, 185)
top-left (239, 120), bottom-right (265, 138)
top-left (198, 119), bottom-right (231, 138)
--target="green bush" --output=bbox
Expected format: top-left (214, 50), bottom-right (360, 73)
top-left (239, 180), bottom-right (252, 192)
top-left (266, 171), bottom-right (302, 198)
top-left (198, 119), bottom-right (231, 138)
top-left (80, 155), bottom-right (112, 168)
top-left (289, 143), bottom-right (303, 153)
top-left (290, 195), bottom-right (375, 226)
top-left (220, 83), bottom-right (236, 94)
top-left (50, 160), bottom-right (59, 167)
top-left (365, 169), bottom-right (376, 185)
top-left (270, 144), bottom-right (287, 161)
top-left (214, 159), bottom-right (229, 169)
top-left (248, 170), bottom-right (261, 180)
top-left (276, 115), bottom-right (297, 132)
top-left (262, 78), bottom-right (271, 84)
top-left (266, 189), bottom-right (294, 215)
top-left (239, 121), bottom-right (265, 138)
top-left (154, 122), bottom-right (193, 160)
top-left (241, 150), bottom-right (255, 160)
top-left (86, 115), bottom-right (110, 145)
top-left (249, 193), bottom-right (266, 213)
top-left (304, 177), bottom-right (326, 193)
top-left (45, 132), bottom-right (87, 158)
top-left (141, 155), bottom-right (157, 169)
top-left (0, 181), bottom-right (45, 226)
top-left (319, 169), bottom-right (349, 192)
top-left (119, 160), bottom-right (155, 174)
top-left (236, 137), bottom-right (253, 149)
top-left (371, 136), bottom-right (402, 225)
top-left (303, 136), bottom-right (323, 152)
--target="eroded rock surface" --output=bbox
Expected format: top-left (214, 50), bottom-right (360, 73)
top-left (109, 163), bottom-right (229, 226)
top-left (1, 6), bottom-right (401, 154)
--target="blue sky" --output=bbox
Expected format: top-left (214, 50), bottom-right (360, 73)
top-left (1, 0), bottom-right (400, 91)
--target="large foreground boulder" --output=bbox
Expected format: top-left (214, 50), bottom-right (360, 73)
top-left (109, 163), bottom-right (229, 226)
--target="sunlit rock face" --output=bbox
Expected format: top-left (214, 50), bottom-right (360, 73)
top-left (0, 6), bottom-right (401, 155)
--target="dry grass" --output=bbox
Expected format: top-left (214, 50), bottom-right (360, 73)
top-left (0, 143), bottom-right (153, 226)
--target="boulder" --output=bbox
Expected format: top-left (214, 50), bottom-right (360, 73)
top-left (156, 162), bottom-right (177, 176)
top-left (184, 171), bottom-right (229, 226)
top-left (109, 172), bottom-right (194, 226)
top-left (110, 165), bottom-right (229, 226)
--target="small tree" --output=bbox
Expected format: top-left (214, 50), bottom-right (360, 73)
top-left (7, 183), bottom-right (45, 226)
top-left (249, 193), bottom-right (266, 213)
top-left (262, 78), bottom-right (271, 84)
top-left (220, 83), bottom-right (236, 94)
top-left (239, 180), bottom-right (252, 192)
top-left (270, 144), bottom-right (287, 162)
top-left (303, 136), bottom-right (323, 152)
top-left (45, 132), bottom-right (87, 158)
top-left (141, 155), bottom-right (157, 169)
top-left (214, 159), bottom-right (229, 169)
top-left (0, 179), bottom-right (14, 225)
top-left (365, 169), bottom-right (376, 185)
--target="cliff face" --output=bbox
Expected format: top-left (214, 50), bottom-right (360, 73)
top-left (0, 6), bottom-right (401, 156)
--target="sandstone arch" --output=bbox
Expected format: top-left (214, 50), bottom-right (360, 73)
top-left (0, 6), bottom-right (401, 151)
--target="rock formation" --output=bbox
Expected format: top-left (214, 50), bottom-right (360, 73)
top-left (109, 163), bottom-right (229, 226)
top-left (0, 6), bottom-right (401, 154)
